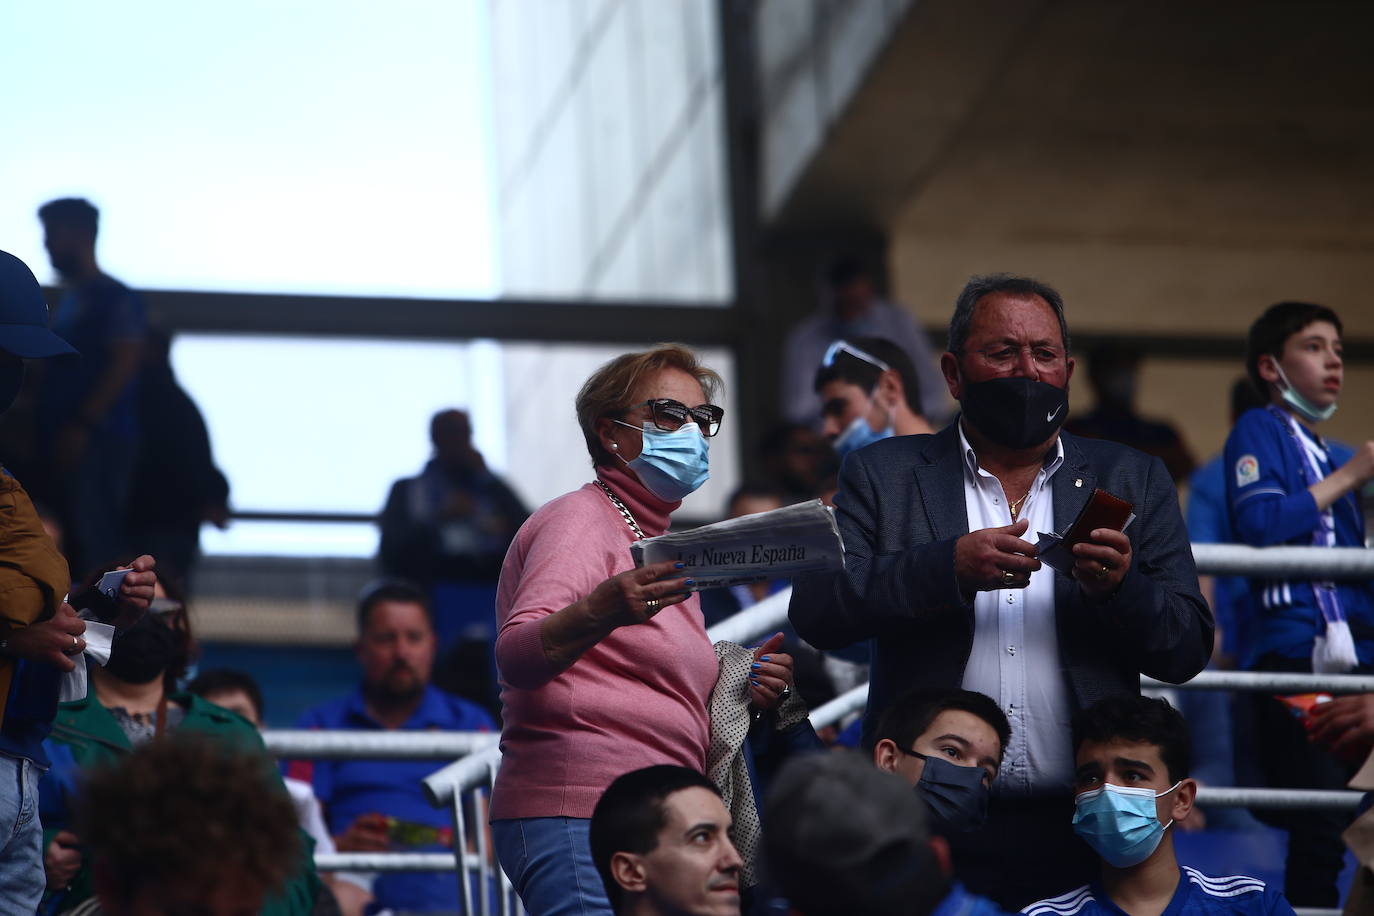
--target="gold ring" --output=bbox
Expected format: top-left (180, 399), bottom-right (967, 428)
top-left (1001, 570), bottom-right (1016, 586)
top-left (72, 635), bottom-right (79, 648)
top-left (645, 598), bottom-right (660, 612)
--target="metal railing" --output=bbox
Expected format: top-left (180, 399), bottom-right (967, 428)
top-left (275, 543), bottom-right (1374, 912)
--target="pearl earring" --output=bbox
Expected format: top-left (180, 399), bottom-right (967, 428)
top-left (611, 443), bottom-right (619, 450)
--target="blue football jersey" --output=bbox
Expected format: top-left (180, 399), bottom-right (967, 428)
top-left (1022, 867), bottom-right (1295, 916)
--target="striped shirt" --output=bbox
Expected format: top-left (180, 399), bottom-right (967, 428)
top-left (1022, 867), bottom-right (1295, 916)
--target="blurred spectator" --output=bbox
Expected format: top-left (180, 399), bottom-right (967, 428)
top-left (1064, 343), bottom-right (1196, 483)
top-left (39, 578), bottom-right (321, 914)
top-left (1186, 377), bottom-right (1269, 666)
top-left (699, 483), bottom-right (788, 628)
top-left (286, 580), bottom-right (494, 915)
top-left (1176, 378), bottom-right (1270, 834)
top-left (814, 336), bottom-right (934, 463)
top-left (764, 749), bottom-right (1016, 916)
top-left (869, 688), bottom-right (1008, 838)
top-left (1024, 695), bottom-right (1294, 916)
top-left (75, 733), bottom-right (304, 916)
top-left (126, 328), bottom-right (230, 588)
top-left (1225, 301), bottom-right (1374, 905)
top-left (33, 198), bottom-right (147, 575)
top-left (189, 667), bottom-right (372, 916)
top-left (590, 765), bottom-right (744, 916)
top-left (0, 250), bottom-right (154, 914)
top-left (378, 408), bottom-right (527, 646)
top-left (781, 255), bottom-right (949, 427)
top-left (756, 422), bottom-right (835, 505)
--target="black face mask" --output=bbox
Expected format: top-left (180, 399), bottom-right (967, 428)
top-left (105, 615), bottom-right (179, 685)
top-left (912, 753), bottom-right (991, 834)
top-left (0, 360), bottom-right (24, 416)
top-left (960, 377), bottom-right (1069, 450)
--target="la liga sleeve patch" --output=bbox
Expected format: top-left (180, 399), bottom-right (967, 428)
top-left (1236, 454), bottom-right (1260, 487)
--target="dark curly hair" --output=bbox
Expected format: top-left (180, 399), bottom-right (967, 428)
top-left (77, 733), bottom-right (301, 908)
top-left (1072, 694), bottom-right (1192, 784)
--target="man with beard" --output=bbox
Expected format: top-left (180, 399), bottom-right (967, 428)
top-left (287, 580), bottom-right (496, 914)
top-left (788, 274), bottom-right (1211, 909)
top-left (34, 198), bottom-right (147, 575)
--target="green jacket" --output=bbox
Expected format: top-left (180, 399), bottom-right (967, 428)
top-left (40, 690), bottom-right (322, 915)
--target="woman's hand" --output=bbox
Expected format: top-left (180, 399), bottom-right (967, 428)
top-left (748, 632), bottom-right (795, 711)
top-left (585, 561), bottom-right (694, 630)
top-left (539, 561), bottom-right (694, 675)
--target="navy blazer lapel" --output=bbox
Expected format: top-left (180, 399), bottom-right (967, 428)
top-left (912, 424), bottom-right (969, 543)
top-left (1051, 432), bottom-right (1096, 608)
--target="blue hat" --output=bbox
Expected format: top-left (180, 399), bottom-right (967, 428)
top-left (0, 251), bottom-right (77, 359)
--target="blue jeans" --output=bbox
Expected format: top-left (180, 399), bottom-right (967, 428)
top-left (492, 817), bottom-right (612, 916)
top-left (0, 755), bottom-right (45, 913)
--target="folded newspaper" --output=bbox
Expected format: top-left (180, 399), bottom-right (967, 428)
top-left (629, 499), bottom-right (845, 588)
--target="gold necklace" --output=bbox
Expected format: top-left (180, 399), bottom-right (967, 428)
top-left (1008, 487), bottom-right (1033, 520)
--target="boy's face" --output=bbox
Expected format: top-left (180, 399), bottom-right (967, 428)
top-left (1265, 320), bottom-right (1343, 410)
top-left (1073, 738), bottom-right (1191, 828)
top-left (818, 379), bottom-right (883, 441)
top-left (876, 709), bottom-right (1003, 788)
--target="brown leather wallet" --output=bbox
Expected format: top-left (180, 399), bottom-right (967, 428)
top-left (1035, 488), bottom-right (1134, 575)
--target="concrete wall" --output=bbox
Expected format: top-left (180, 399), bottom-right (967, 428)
top-left (489, 0), bottom-right (731, 301)
top-left (864, 1), bottom-right (1374, 476)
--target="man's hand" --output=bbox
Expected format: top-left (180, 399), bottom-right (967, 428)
top-left (1308, 694), bottom-right (1374, 761)
top-left (1, 603), bottom-right (86, 671)
top-left (954, 518), bottom-right (1041, 596)
top-left (1071, 528), bottom-right (1132, 599)
top-left (44, 830), bottom-right (82, 890)
top-left (335, 812), bottom-right (390, 852)
top-left (109, 554), bottom-right (157, 629)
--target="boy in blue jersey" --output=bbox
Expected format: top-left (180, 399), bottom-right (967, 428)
top-left (1223, 301), bottom-right (1374, 904)
top-left (1023, 695), bottom-right (1295, 916)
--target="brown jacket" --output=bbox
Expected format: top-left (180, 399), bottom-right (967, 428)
top-left (0, 470), bottom-right (71, 722)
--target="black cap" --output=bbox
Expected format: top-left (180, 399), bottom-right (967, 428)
top-left (0, 251), bottom-right (77, 359)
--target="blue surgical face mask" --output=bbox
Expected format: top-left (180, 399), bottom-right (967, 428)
top-left (614, 421), bottom-right (710, 502)
top-left (1274, 363), bottom-right (1337, 423)
top-left (1072, 781), bottom-right (1180, 868)
top-left (833, 413), bottom-right (893, 461)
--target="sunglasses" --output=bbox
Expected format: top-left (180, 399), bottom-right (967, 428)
top-left (626, 398), bottom-right (724, 438)
top-left (821, 340), bottom-right (890, 373)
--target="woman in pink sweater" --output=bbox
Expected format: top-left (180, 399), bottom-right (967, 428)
top-left (490, 345), bottom-right (793, 916)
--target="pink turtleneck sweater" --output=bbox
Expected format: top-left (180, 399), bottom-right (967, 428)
top-left (489, 462), bottom-right (718, 820)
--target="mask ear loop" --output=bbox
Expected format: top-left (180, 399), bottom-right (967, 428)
top-left (1155, 780), bottom-right (1183, 831)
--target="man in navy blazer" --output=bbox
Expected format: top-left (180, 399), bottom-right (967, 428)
top-left (789, 274), bottom-right (1212, 909)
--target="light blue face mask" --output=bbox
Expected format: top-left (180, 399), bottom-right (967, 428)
top-left (615, 421), bottom-right (710, 501)
top-left (833, 414), bottom-right (894, 461)
top-left (1274, 363), bottom-right (1337, 423)
top-left (1072, 781), bottom-right (1180, 868)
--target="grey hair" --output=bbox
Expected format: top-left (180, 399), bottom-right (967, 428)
top-left (947, 274), bottom-right (1071, 356)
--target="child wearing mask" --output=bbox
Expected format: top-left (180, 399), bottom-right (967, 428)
top-left (1224, 301), bottom-right (1374, 905)
top-left (1023, 695), bottom-right (1295, 916)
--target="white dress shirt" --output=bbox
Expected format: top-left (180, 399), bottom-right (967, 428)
top-left (957, 424), bottom-right (1074, 796)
